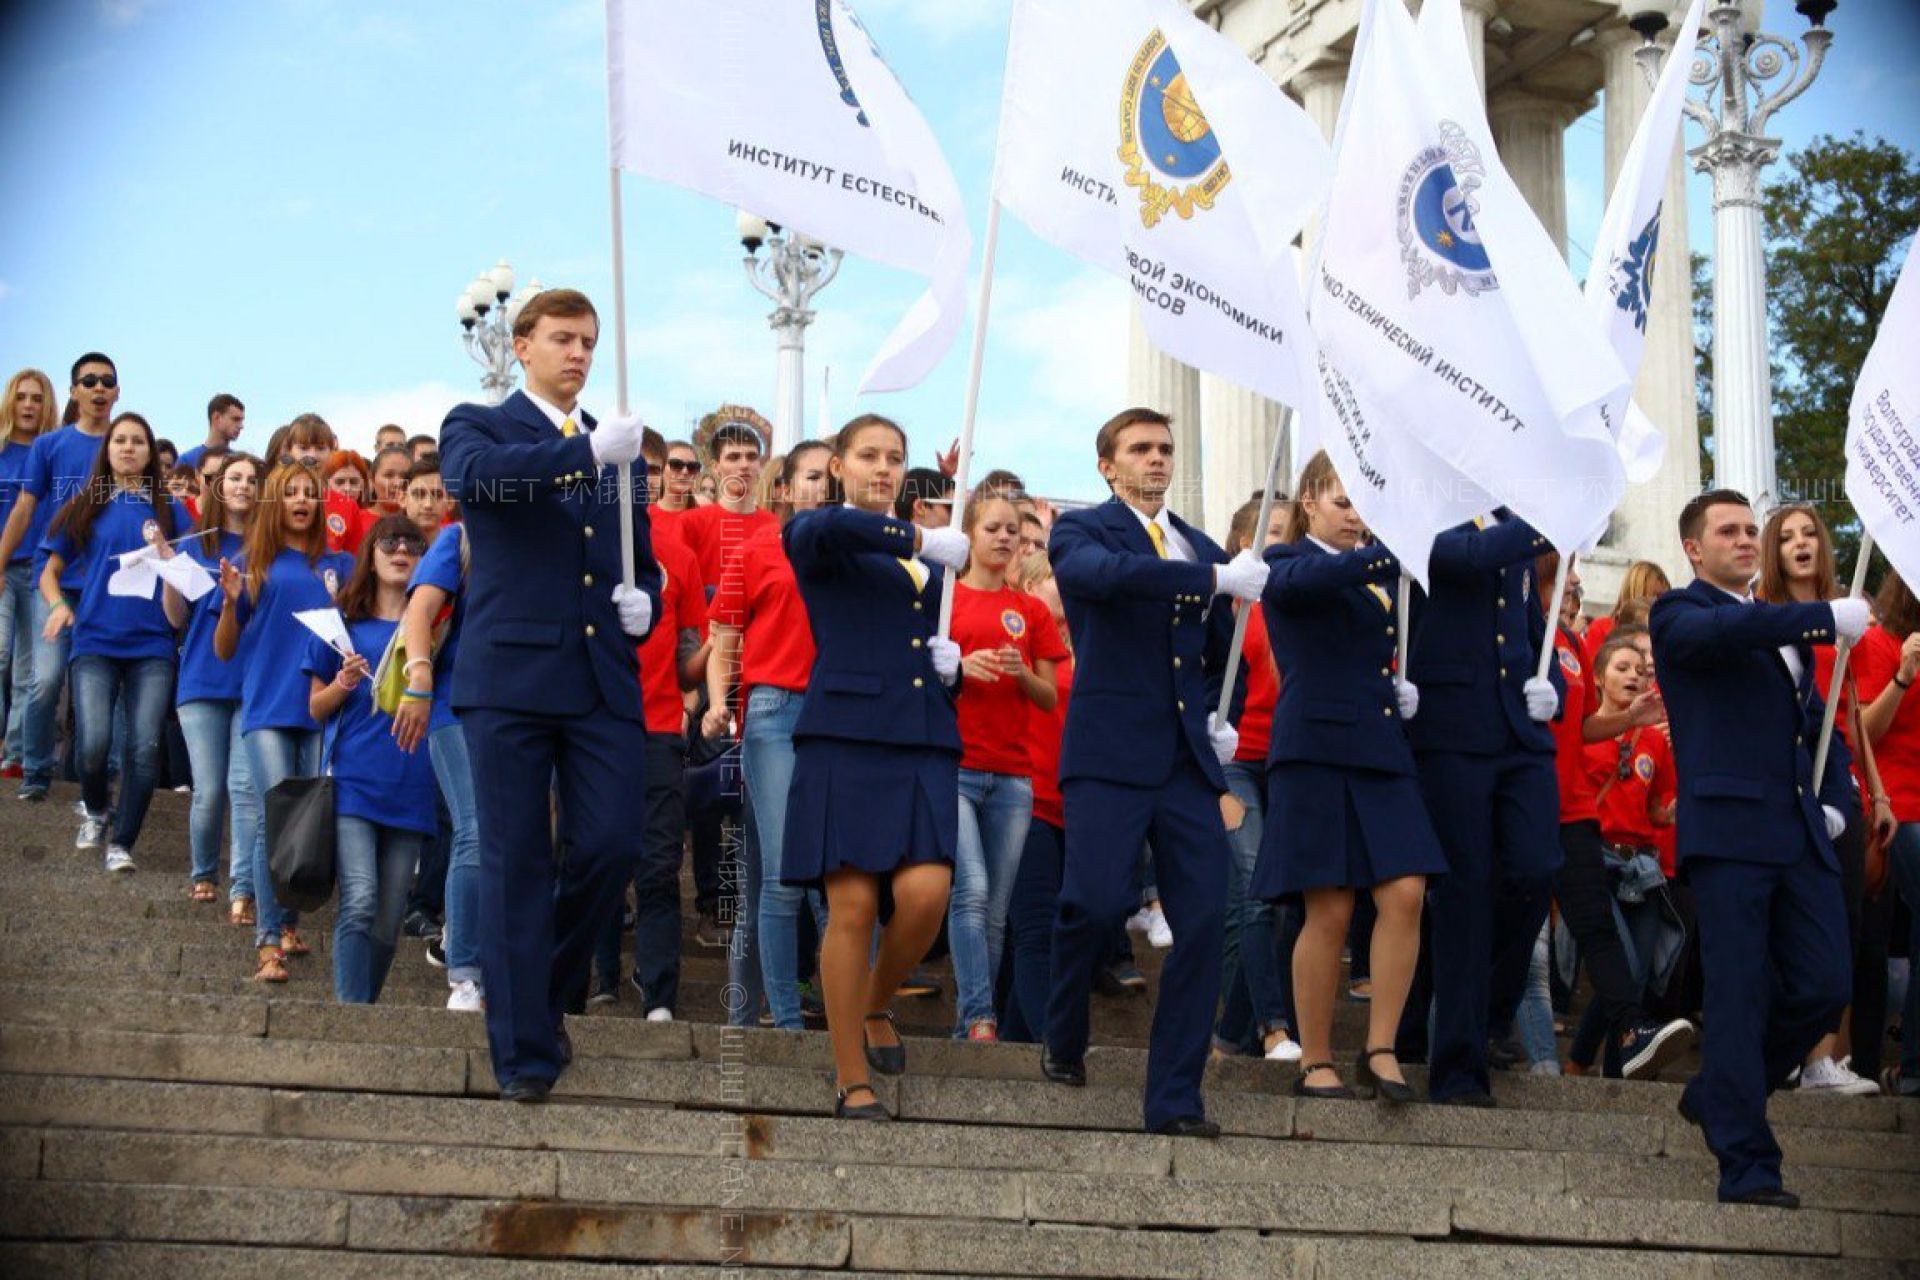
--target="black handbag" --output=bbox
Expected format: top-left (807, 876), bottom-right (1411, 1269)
top-left (265, 731), bottom-right (338, 912)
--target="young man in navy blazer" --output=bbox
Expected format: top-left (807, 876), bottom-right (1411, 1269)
top-left (438, 288), bottom-right (664, 1105)
top-left (1651, 489), bottom-right (1865, 1208)
top-left (1041, 407), bottom-right (1269, 1138)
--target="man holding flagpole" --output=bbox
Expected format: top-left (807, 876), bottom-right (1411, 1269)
top-left (439, 288), bottom-right (663, 1105)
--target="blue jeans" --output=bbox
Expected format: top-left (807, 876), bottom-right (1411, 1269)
top-left (245, 727), bottom-right (317, 946)
top-left (1890, 823), bottom-right (1920, 1081)
top-left (333, 814), bottom-right (423, 1003)
top-left (429, 721), bottom-right (483, 985)
top-left (177, 700), bottom-right (260, 895)
top-left (21, 588), bottom-right (73, 791)
top-left (1514, 920), bottom-right (1562, 1072)
top-left (0, 562), bottom-right (34, 767)
top-left (1215, 759), bottom-right (1294, 1050)
top-left (69, 655), bottom-right (173, 851)
top-left (951, 768), bottom-right (1032, 1032)
top-left (741, 686), bottom-right (825, 1029)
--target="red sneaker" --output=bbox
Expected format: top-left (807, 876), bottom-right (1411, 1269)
top-left (0, 762), bottom-right (21, 779)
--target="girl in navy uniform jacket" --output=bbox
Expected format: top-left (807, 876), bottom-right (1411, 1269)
top-left (1254, 451), bottom-right (1445, 1103)
top-left (214, 460), bottom-right (356, 982)
top-left (39, 412), bottom-right (191, 877)
top-left (782, 415), bottom-right (969, 1119)
top-left (307, 515), bottom-right (438, 1004)
top-left (162, 453), bottom-right (262, 915)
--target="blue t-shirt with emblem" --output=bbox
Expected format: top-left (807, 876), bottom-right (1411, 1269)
top-left (0, 440), bottom-right (32, 566)
top-left (25, 424), bottom-right (109, 590)
top-left (40, 489), bottom-right (193, 662)
top-left (175, 530), bottom-right (245, 705)
top-left (235, 545), bottom-right (356, 735)
top-left (303, 617), bottom-right (437, 836)
top-left (405, 524), bottom-right (466, 734)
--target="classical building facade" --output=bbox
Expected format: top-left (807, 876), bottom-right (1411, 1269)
top-left (1139, 0), bottom-right (1701, 608)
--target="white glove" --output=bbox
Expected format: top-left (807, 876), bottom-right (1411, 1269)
top-left (612, 584), bottom-right (652, 639)
top-left (588, 413), bottom-right (644, 470)
top-left (1830, 597), bottom-right (1871, 643)
top-left (1523, 676), bottom-right (1559, 722)
top-left (918, 526), bottom-right (970, 571)
top-left (929, 636), bottom-right (961, 687)
top-left (1396, 679), bottom-right (1420, 721)
top-left (1206, 713), bottom-right (1238, 765)
top-left (1822, 804), bottom-right (1846, 842)
top-left (1214, 549), bottom-right (1268, 603)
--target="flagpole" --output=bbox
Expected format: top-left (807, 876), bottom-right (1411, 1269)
top-left (605, 0), bottom-right (636, 592)
top-left (1396, 573), bottom-right (1412, 681)
top-left (1536, 552), bottom-right (1573, 683)
top-left (936, 198), bottom-right (1004, 642)
top-left (1813, 532), bottom-right (1875, 785)
top-left (1212, 405), bottom-right (1295, 725)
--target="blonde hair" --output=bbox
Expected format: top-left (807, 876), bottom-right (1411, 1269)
top-left (1016, 551), bottom-right (1054, 593)
top-left (0, 368), bottom-right (57, 449)
top-left (1280, 450), bottom-right (1338, 544)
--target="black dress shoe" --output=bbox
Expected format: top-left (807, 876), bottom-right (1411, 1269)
top-left (1041, 1049), bottom-right (1086, 1086)
top-left (835, 1084), bottom-right (891, 1121)
top-left (1151, 1115), bottom-right (1221, 1139)
top-left (1437, 1089), bottom-right (1497, 1109)
top-left (1722, 1186), bottom-right (1800, 1210)
top-left (1356, 1047), bottom-right (1417, 1104)
top-left (1292, 1062), bottom-right (1357, 1100)
top-left (500, 1077), bottom-right (552, 1105)
top-left (1485, 1037), bottom-right (1525, 1071)
top-left (863, 1011), bottom-right (906, 1076)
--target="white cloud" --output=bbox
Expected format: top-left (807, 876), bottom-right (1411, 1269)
top-left (305, 380), bottom-right (469, 454)
top-left (991, 268), bottom-right (1130, 414)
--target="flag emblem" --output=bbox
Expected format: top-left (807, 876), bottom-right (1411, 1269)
top-left (1398, 122), bottom-right (1497, 299)
top-left (1558, 647), bottom-right (1581, 678)
top-left (1119, 29), bottom-right (1230, 229)
top-left (1609, 205), bottom-right (1661, 334)
top-left (323, 568), bottom-right (339, 595)
top-left (1634, 753), bottom-right (1655, 783)
top-left (327, 512), bottom-right (347, 538)
top-left (815, 0), bottom-right (870, 128)
top-left (1001, 608), bottom-right (1026, 639)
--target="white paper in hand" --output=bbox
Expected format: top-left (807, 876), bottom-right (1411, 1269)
top-left (155, 553), bottom-right (217, 602)
top-left (107, 546), bottom-right (162, 599)
top-left (294, 608), bottom-right (354, 657)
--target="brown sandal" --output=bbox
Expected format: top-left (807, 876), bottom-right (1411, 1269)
top-left (230, 897), bottom-right (256, 927)
top-left (278, 927), bottom-right (310, 957)
top-left (253, 945), bottom-right (289, 983)
top-left (189, 880), bottom-right (219, 903)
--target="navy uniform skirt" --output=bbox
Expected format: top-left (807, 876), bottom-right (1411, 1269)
top-left (1252, 761), bottom-right (1447, 898)
top-left (781, 737), bottom-right (958, 887)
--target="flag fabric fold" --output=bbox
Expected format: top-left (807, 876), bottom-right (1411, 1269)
top-left (1844, 249), bottom-right (1920, 586)
top-left (606, 0), bottom-right (970, 394)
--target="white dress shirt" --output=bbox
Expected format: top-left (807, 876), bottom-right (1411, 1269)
top-left (522, 388), bottom-right (584, 433)
top-left (1125, 501), bottom-right (1193, 561)
top-left (1712, 581), bottom-right (1805, 685)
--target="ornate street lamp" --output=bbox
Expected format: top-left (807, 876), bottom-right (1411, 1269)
top-left (737, 212), bottom-right (843, 454)
top-left (457, 259), bottom-right (544, 405)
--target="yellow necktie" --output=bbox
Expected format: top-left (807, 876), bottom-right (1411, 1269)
top-left (1146, 521), bottom-right (1168, 559)
top-left (899, 557), bottom-right (925, 592)
top-left (560, 416), bottom-right (578, 438)
top-left (1367, 584), bottom-right (1392, 612)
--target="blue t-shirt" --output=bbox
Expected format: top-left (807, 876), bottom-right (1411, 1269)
top-left (41, 490), bottom-right (193, 662)
top-left (175, 530), bottom-right (245, 706)
top-left (25, 424), bottom-right (109, 590)
top-left (0, 440), bottom-right (32, 566)
top-left (235, 545), bottom-right (357, 735)
top-left (303, 617), bottom-right (437, 836)
top-left (406, 524), bottom-right (466, 734)
top-left (177, 443), bottom-right (220, 472)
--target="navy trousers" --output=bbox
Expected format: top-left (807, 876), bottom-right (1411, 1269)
top-left (1047, 757), bottom-right (1228, 1130)
top-left (1416, 749), bottom-right (1559, 1102)
top-left (1683, 845), bottom-right (1851, 1199)
top-left (594, 733), bottom-right (687, 1014)
top-left (464, 705), bottom-right (648, 1089)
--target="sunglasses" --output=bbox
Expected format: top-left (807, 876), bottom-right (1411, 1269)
top-left (77, 374), bottom-right (118, 390)
top-left (665, 459), bottom-right (702, 474)
top-left (375, 535), bottom-right (426, 555)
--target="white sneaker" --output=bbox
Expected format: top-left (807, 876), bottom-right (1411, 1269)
top-left (76, 812), bottom-right (108, 850)
top-left (104, 845), bottom-right (135, 875)
top-left (446, 980), bottom-right (484, 1012)
top-left (1125, 909), bottom-right (1153, 934)
top-left (1799, 1055), bottom-right (1880, 1096)
top-left (1264, 1034), bottom-right (1303, 1063)
top-left (1145, 906), bottom-right (1173, 950)
top-left (646, 1007), bottom-right (674, 1023)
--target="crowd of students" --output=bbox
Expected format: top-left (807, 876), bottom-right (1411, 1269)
top-left (3, 331), bottom-right (1917, 1202)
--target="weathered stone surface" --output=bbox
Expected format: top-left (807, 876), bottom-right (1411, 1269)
top-left (739, 1111), bottom-right (1170, 1176)
top-left (559, 1151), bottom-right (1026, 1221)
top-left (0, 937), bottom-right (180, 978)
top-left (1175, 1135), bottom-right (1563, 1192)
top-left (0, 1178), bottom-right (347, 1246)
top-left (1452, 1188), bottom-right (1842, 1256)
top-left (1564, 1150), bottom-right (1920, 1217)
top-left (852, 1217), bottom-right (1303, 1280)
top-left (1027, 1171), bottom-right (1451, 1236)
top-left (0, 1243), bottom-right (89, 1279)
top-left (519, 1054), bottom-right (859, 1116)
top-left (1294, 1096), bottom-right (1665, 1155)
top-left (0, 1026), bottom-right (469, 1095)
top-left (83, 1242), bottom-right (660, 1278)
top-left (1839, 1212), bottom-right (1920, 1260)
top-left (0, 984), bottom-right (268, 1037)
top-left (0, 1074), bottom-right (273, 1138)
top-left (0, 1127), bottom-right (39, 1179)
top-left (1305, 1237), bottom-right (1702, 1279)
top-left (1775, 1124), bottom-right (1920, 1173)
top-left (269, 1002), bottom-right (694, 1063)
top-left (894, 1072), bottom-right (1293, 1139)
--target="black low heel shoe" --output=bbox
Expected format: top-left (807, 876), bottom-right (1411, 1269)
top-left (864, 1010), bottom-right (906, 1076)
top-left (1357, 1047), bottom-right (1417, 1104)
top-left (835, 1084), bottom-right (890, 1121)
top-left (1292, 1061), bottom-right (1357, 1100)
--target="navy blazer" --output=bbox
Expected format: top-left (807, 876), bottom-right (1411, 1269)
top-left (438, 391), bottom-right (664, 721)
top-left (1649, 578), bottom-right (1855, 871)
top-left (1407, 512), bottom-right (1560, 757)
top-left (1261, 539), bottom-right (1414, 777)
top-left (1050, 497), bottom-right (1231, 792)
top-left (784, 506), bottom-right (960, 754)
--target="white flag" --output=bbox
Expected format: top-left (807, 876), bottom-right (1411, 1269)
top-left (606, 0), bottom-right (970, 394)
top-left (1580, 0), bottom-right (1708, 483)
top-left (1845, 251), bottom-right (1920, 585)
top-left (994, 0), bottom-right (1332, 412)
top-left (108, 545), bottom-right (161, 600)
top-left (1315, 0), bottom-right (1631, 555)
top-left (156, 551), bottom-right (216, 602)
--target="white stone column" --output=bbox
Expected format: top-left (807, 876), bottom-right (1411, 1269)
top-left (1488, 92), bottom-right (1578, 252)
top-left (1128, 304), bottom-right (1205, 522)
top-left (1201, 375), bottom-right (1283, 539)
top-left (1700, 130), bottom-right (1780, 511)
top-left (1459, 0), bottom-right (1498, 97)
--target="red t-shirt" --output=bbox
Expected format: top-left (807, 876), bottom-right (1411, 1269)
top-left (952, 582), bottom-right (1070, 776)
top-left (324, 492), bottom-right (377, 556)
top-left (1852, 625), bottom-right (1920, 821)
top-left (650, 503), bottom-right (687, 548)
top-left (676, 504), bottom-right (777, 592)
top-left (1234, 605), bottom-right (1280, 763)
top-left (1030, 656), bottom-right (1073, 829)
top-left (636, 536), bottom-right (707, 736)
top-left (1552, 626), bottom-right (1600, 824)
top-left (710, 523), bottom-right (814, 699)
top-left (1581, 614), bottom-right (1616, 670)
top-left (1585, 727), bottom-right (1678, 874)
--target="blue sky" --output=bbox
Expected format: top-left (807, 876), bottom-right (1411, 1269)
top-left (1, 0), bottom-right (1915, 504)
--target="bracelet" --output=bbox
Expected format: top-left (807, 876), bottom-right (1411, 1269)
top-left (399, 688), bottom-right (433, 701)
top-left (403, 657), bottom-right (434, 675)
top-left (1898, 674), bottom-right (1913, 690)
top-left (43, 597), bottom-right (67, 612)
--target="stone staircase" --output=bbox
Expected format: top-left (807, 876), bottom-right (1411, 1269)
top-left (1, 782), bottom-right (1915, 1278)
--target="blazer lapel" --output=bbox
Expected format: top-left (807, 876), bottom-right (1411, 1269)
top-left (1104, 497), bottom-right (1161, 558)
